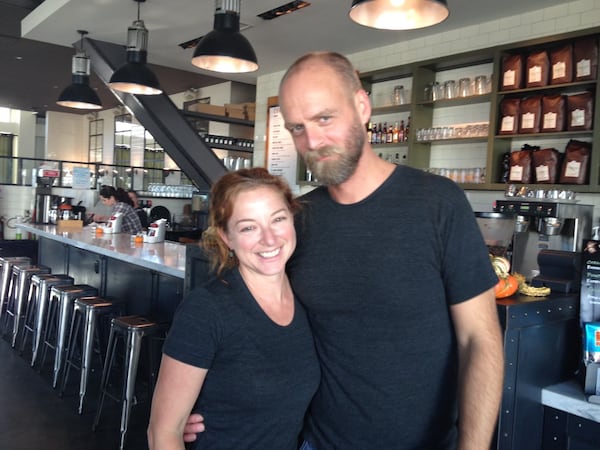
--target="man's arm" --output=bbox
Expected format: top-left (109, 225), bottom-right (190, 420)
top-left (450, 287), bottom-right (504, 450)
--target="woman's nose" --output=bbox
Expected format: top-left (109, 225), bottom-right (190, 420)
top-left (261, 227), bottom-right (276, 245)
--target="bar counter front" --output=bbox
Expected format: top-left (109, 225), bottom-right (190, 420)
top-left (18, 223), bottom-right (187, 320)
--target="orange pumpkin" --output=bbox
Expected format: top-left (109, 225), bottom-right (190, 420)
top-left (495, 274), bottom-right (519, 298)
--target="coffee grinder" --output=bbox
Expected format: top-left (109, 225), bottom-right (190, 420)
top-left (33, 168), bottom-right (60, 224)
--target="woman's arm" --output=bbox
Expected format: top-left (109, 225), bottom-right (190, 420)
top-left (147, 354), bottom-right (208, 450)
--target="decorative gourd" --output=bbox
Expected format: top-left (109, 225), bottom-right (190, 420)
top-left (490, 255), bottom-right (519, 298)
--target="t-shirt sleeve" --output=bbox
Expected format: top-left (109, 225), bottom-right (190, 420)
top-left (439, 182), bottom-right (498, 305)
top-left (162, 287), bottom-right (221, 369)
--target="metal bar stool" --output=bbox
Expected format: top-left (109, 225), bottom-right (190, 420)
top-left (93, 315), bottom-right (165, 450)
top-left (1, 264), bottom-right (51, 347)
top-left (23, 274), bottom-right (74, 367)
top-left (60, 296), bottom-right (123, 414)
top-left (39, 284), bottom-right (98, 388)
top-left (0, 256), bottom-right (31, 321)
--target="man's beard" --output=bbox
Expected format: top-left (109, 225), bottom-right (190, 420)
top-left (302, 121), bottom-right (365, 186)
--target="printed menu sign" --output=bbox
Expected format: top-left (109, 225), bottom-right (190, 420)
top-left (266, 103), bottom-right (298, 191)
top-left (581, 239), bottom-right (600, 324)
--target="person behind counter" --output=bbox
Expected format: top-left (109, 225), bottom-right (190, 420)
top-left (128, 189), bottom-right (149, 229)
top-left (93, 185), bottom-right (143, 235)
top-left (147, 167), bottom-right (320, 449)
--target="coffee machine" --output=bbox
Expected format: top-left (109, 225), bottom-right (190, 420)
top-left (494, 199), bottom-right (593, 278)
top-left (33, 168), bottom-right (60, 224)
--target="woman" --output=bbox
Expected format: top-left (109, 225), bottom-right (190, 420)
top-left (127, 189), bottom-right (150, 229)
top-left (147, 168), bottom-right (320, 450)
top-left (94, 185), bottom-right (143, 235)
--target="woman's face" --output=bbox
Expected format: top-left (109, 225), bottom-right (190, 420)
top-left (219, 186), bottom-right (296, 280)
top-left (100, 196), bottom-right (115, 207)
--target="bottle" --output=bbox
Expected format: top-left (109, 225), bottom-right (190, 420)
top-left (376, 123), bottom-right (382, 144)
top-left (392, 122), bottom-right (399, 143)
top-left (405, 116), bottom-right (411, 142)
top-left (367, 122), bottom-right (373, 144)
top-left (386, 123), bottom-right (393, 143)
top-left (398, 120), bottom-right (405, 143)
top-left (382, 122), bottom-right (388, 144)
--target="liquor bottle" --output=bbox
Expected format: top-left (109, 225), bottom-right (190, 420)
top-left (382, 122), bottom-right (388, 144)
top-left (386, 123), bottom-right (393, 143)
top-left (376, 123), bottom-right (382, 144)
top-left (392, 122), bottom-right (399, 143)
top-left (367, 122), bottom-right (373, 144)
top-left (398, 120), bottom-right (405, 143)
top-left (404, 116), bottom-right (411, 142)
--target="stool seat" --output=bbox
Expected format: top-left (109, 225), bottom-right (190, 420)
top-left (40, 284), bottom-right (98, 388)
top-left (60, 296), bottom-right (122, 414)
top-left (22, 274), bottom-right (74, 366)
top-left (1, 264), bottom-right (51, 347)
top-left (93, 315), bottom-right (165, 450)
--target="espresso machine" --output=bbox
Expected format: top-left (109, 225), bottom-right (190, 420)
top-left (494, 199), bottom-right (593, 278)
top-left (33, 168), bottom-right (60, 224)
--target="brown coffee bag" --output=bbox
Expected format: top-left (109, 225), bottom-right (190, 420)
top-left (566, 91), bottom-right (594, 131)
top-left (501, 54), bottom-right (523, 90)
top-left (509, 149), bottom-right (533, 183)
top-left (526, 50), bottom-right (550, 88)
top-left (574, 38), bottom-right (599, 81)
top-left (541, 95), bottom-right (566, 132)
top-left (498, 98), bottom-right (520, 134)
top-left (550, 44), bottom-right (573, 85)
top-left (559, 139), bottom-right (591, 184)
top-left (532, 148), bottom-right (561, 183)
top-left (519, 96), bottom-right (542, 134)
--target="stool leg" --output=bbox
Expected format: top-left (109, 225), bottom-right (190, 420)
top-left (18, 282), bottom-right (37, 355)
top-left (59, 306), bottom-right (82, 398)
top-left (93, 321), bottom-right (117, 431)
top-left (11, 276), bottom-right (29, 347)
top-left (119, 330), bottom-right (143, 450)
top-left (38, 294), bottom-right (58, 371)
top-left (53, 296), bottom-right (73, 388)
top-left (31, 289), bottom-right (48, 367)
top-left (78, 309), bottom-right (97, 414)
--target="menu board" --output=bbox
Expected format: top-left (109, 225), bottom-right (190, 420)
top-left (266, 97), bottom-right (298, 191)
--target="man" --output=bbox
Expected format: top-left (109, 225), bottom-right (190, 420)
top-left (185, 52), bottom-right (504, 449)
top-left (127, 189), bottom-right (149, 229)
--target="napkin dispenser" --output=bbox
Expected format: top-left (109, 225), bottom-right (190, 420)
top-left (143, 219), bottom-right (167, 243)
top-left (102, 213), bottom-right (123, 234)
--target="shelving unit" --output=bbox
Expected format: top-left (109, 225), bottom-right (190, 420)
top-left (334, 27), bottom-right (600, 193)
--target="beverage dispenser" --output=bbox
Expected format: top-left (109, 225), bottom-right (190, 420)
top-left (33, 168), bottom-right (60, 224)
top-left (494, 199), bottom-right (593, 278)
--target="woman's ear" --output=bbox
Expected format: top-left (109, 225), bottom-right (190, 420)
top-left (217, 228), bottom-right (231, 249)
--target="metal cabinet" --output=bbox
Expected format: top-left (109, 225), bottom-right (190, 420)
top-left (496, 295), bottom-right (580, 450)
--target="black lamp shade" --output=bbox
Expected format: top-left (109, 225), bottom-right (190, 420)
top-left (192, 29), bottom-right (258, 73)
top-left (349, 0), bottom-right (449, 30)
top-left (191, 3), bottom-right (258, 74)
top-left (57, 50), bottom-right (102, 110)
top-left (109, 51), bottom-right (162, 95)
top-left (109, 17), bottom-right (163, 95)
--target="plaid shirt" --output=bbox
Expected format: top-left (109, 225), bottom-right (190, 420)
top-left (112, 202), bottom-right (142, 234)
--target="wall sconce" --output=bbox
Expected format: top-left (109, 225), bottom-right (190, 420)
top-left (109, 0), bottom-right (162, 95)
top-left (56, 30), bottom-right (102, 110)
top-left (191, 0), bottom-right (258, 73)
top-left (349, 0), bottom-right (449, 30)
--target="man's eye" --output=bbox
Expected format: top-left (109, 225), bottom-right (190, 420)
top-left (289, 125), bottom-right (304, 136)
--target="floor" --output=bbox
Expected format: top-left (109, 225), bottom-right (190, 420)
top-left (0, 333), bottom-right (151, 450)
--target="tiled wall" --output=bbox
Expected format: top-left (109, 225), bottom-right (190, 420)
top-left (252, 0), bottom-right (600, 221)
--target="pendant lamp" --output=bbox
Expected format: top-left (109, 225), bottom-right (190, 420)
top-left (56, 30), bottom-right (102, 110)
top-left (109, 0), bottom-right (162, 95)
top-left (349, 0), bottom-right (449, 30)
top-left (191, 0), bottom-right (258, 74)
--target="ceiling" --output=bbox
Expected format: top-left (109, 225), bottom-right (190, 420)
top-left (1, 0), bottom-right (569, 116)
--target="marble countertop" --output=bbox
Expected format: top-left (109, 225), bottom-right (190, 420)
top-left (542, 379), bottom-right (600, 423)
top-left (18, 223), bottom-right (186, 279)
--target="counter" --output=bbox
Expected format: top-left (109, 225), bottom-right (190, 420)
top-left (18, 223), bottom-right (187, 319)
top-left (18, 223), bottom-right (186, 279)
top-left (542, 379), bottom-right (600, 423)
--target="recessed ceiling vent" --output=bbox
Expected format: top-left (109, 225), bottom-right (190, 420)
top-left (257, 1), bottom-right (310, 20)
